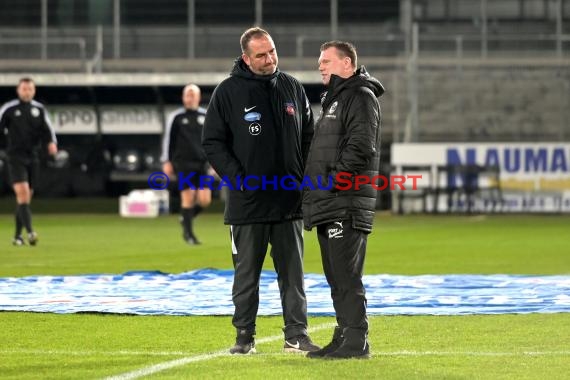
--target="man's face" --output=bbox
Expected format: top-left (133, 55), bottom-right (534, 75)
top-left (182, 86), bottom-right (200, 110)
top-left (243, 36), bottom-right (278, 76)
top-left (318, 47), bottom-right (352, 85)
top-left (17, 81), bottom-right (36, 102)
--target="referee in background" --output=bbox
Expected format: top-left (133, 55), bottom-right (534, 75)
top-left (161, 84), bottom-right (212, 245)
top-left (0, 77), bottom-right (58, 246)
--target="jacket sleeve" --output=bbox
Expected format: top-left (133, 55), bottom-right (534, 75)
top-left (40, 107), bottom-right (57, 145)
top-left (0, 105), bottom-right (7, 148)
top-left (161, 112), bottom-right (177, 163)
top-left (202, 87), bottom-right (244, 185)
top-left (300, 87), bottom-right (314, 164)
top-left (333, 88), bottom-right (380, 175)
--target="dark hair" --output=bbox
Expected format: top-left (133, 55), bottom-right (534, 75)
top-left (18, 77), bottom-right (34, 86)
top-left (240, 27), bottom-right (271, 53)
top-left (320, 41), bottom-right (357, 68)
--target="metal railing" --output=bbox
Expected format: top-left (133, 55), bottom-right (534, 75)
top-left (0, 36), bottom-right (87, 61)
top-left (1, 27), bottom-right (569, 74)
top-left (295, 33), bottom-right (570, 61)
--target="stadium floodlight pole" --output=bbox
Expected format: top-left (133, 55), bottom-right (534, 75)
top-left (480, 0), bottom-right (487, 59)
top-left (400, 0), bottom-right (412, 57)
top-left (95, 25), bottom-right (103, 73)
top-left (255, 0), bottom-right (262, 26)
top-left (330, 0), bottom-right (338, 39)
top-left (188, 0), bottom-right (195, 59)
top-left (404, 23), bottom-right (419, 143)
top-left (41, 0), bottom-right (47, 60)
top-left (113, 0), bottom-right (120, 59)
top-left (295, 35), bottom-right (304, 68)
top-left (555, 0), bottom-right (562, 58)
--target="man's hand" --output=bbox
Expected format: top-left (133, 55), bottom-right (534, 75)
top-left (162, 161), bottom-right (174, 177)
top-left (47, 142), bottom-right (58, 156)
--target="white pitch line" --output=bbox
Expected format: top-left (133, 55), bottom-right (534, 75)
top-left (103, 323), bottom-right (336, 380)
top-left (2, 348), bottom-right (568, 359)
top-left (374, 350), bottom-right (570, 357)
top-left (0, 349), bottom-right (191, 357)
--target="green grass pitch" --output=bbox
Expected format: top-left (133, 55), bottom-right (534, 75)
top-left (0, 213), bottom-right (569, 379)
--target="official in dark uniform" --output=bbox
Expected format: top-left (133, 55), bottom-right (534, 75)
top-left (161, 84), bottom-right (211, 245)
top-left (0, 77), bottom-right (58, 246)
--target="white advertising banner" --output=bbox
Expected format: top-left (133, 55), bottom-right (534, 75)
top-left (49, 106), bottom-right (98, 134)
top-left (49, 106), bottom-right (164, 134)
top-left (100, 106), bottom-right (162, 134)
top-left (392, 143), bottom-right (570, 213)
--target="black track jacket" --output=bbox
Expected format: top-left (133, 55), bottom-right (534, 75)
top-left (0, 99), bottom-right (57, 158)
top-left (161, 107), bottom-right (208, 169)
top-left (303, 66), bottom-right (384, 233)
top-left (202, 58), bottom-right (314, 225)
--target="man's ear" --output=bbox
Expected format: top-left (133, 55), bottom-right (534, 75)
top-left (242, 53), bottom-right (250, 66)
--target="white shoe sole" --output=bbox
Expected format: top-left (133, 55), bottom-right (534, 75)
top-left (283, 347), bottom-right (309, 354)
top-left (230, 347), bottom-right (256, 355)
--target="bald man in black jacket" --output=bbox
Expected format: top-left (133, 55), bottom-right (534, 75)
top-left (203, 27), bottom-right (318, 355)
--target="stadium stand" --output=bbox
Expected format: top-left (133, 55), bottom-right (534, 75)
top-left (0, 0), bottom-right (569, 211)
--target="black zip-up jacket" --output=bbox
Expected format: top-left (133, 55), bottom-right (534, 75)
top-left (0, 99), bottom-right (57, 158)
top-left (303, 66), bottom-right (384, 233)
top-left (202, 58), bottom-right (314, 225)
top-left (161, 106), bottom-right (208, 170)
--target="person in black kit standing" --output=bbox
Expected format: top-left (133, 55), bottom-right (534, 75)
top-left (303, 41), bottom-right (384, 359)
top-left (0, 77), bottom-right (58, 246)
top-left (202, 27), bottom-right (318, 355)
top-left (161, 84), bottom-right (211, 245)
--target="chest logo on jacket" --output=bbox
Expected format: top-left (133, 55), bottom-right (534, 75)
top-left (14, 110), bottom-right (21, 117)
top-left (31, 107), bottom-right (40, 118)
top-left (197, 115), bottom-right (205, 125)
top-left (284, 102), bottom-right (296, 116)
top-left (244, 112), bottom-right (261, 122)
top-left (249, 122), bottom-right (261, 136)
top-left (182, 117), bottom-right (189, 124)
top-left (326, 101), bottom-right (338, 119)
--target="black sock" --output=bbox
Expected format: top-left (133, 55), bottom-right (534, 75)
top-left (18, 204), bottom-right (33, 234)
top-left (193, 205), bottom-right (203, 217)
top-left (181, 207), bottom-right (194, 238)
top-left (14, 207), bottom-right (23, 238)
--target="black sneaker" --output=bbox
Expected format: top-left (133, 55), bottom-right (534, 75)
top-left (12, 236), bottom-right (25, 246)
top-left (183, 229), bottom-right (202, 245)
top-left (306, 326), bottom-right (343, 359)
top-left (28, 232), bottom-right (38, 246)
top-left (325, 341), bottom-right (370, 359)
top-left (324, 329), bottom-right (370, 360)
top-left (185, 235), bottom-right (202, 245)
top-left (230, 329), bottom-right (256, 355)
top-left (284, 334), bottom-right (320, 353)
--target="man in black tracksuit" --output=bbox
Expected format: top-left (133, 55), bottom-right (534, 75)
top-left (161, 84), bottom-right (211, 245)
top-left (303, 41), bottom-right (384, 359)
top-left (0, 77), bottom-right (58, 246)
top-left (202, 27), bottom-right (318, 355)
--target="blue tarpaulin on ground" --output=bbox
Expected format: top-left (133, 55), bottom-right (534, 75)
top-left (0, 269), bottom-right (569, 315)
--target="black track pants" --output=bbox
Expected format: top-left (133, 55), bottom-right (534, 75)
top-left (316, 220), bottom-right (368, 334)
top-left (230, 220), bottom-right (308, 339)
